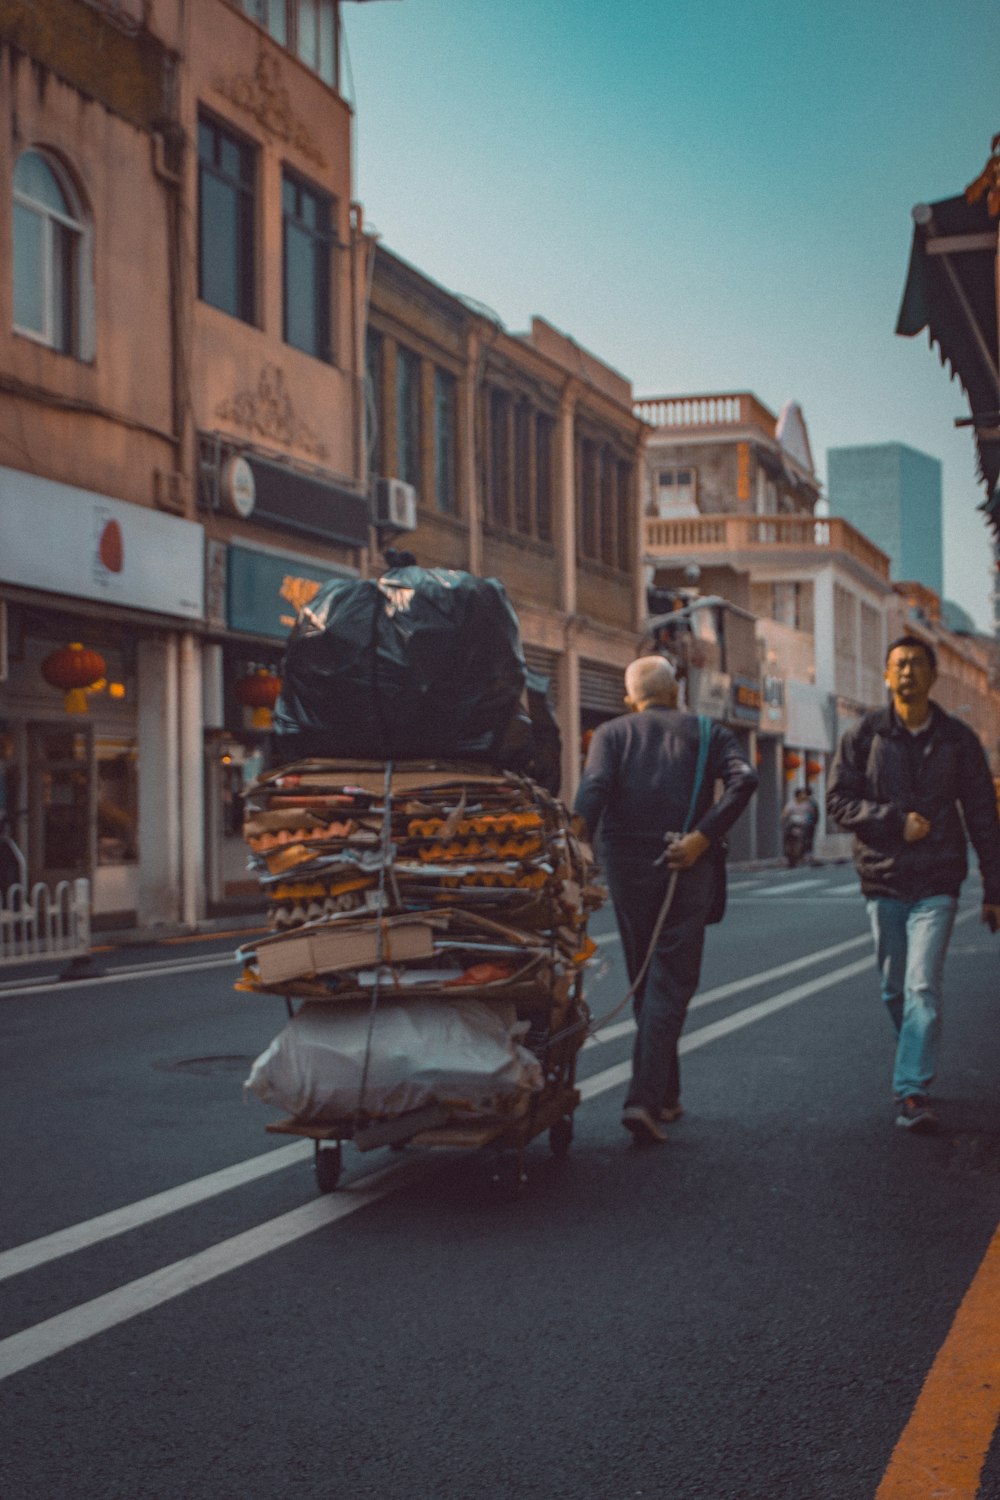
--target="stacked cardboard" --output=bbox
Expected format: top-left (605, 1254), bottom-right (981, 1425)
top-left (238, 760), bottom-right (602, 1126)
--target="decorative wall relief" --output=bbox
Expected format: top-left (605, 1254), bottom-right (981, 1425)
top-left (216, 364), bottom-right (329, 461)
top-left (214, 49), bottom-right (326, 169)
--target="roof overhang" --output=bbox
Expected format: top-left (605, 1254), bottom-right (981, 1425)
top-left (896, 192), bottom-right (1000, 527)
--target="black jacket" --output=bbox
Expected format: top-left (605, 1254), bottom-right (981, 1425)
top-left (826, 702), bottom-right (1000, 903)
top-left (572, 706), bottom-right (758, 852)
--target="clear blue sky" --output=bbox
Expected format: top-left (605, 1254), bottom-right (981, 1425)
top-left (343, 0), bottom-right (1000, 628)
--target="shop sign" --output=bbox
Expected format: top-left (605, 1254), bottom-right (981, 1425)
top-left (731, 673), bottom-right (763, 725)
top-left (227, 544), bottom-right (354, 637)
top-left (0, 466), bottom-right (204, 618)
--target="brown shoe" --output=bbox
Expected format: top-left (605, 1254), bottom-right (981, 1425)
top-left (622, 1105), bottom-right (668, 1144)
top-left (659, 1105), bottom-right (684, 1123)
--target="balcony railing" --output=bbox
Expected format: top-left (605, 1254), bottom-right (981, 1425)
top-left (644, 513), bottom-right (891, 581)
top-left (634, 392), bottom-right (778, 436)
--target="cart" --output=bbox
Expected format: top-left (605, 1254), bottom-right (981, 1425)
top-left (262, 977), bottom-right (587, 1196)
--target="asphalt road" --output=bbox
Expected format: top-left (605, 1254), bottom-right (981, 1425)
top-left (2, 864), bottom-right (1000, 1500)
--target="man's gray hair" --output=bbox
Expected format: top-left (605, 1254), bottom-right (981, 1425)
top-left (625, 654), bottom-right (677, 704)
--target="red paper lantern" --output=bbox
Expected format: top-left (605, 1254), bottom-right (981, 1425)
top-left (783, 751), bottom-right (802, 770)
top-left (235, 668), bottom-right (281, 729)
top-left (41, 642), bottom-right (106, 714)
top-left (806, 758), bottom-right (822, 778)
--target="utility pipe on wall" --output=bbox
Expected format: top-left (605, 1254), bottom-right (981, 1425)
top-left (178, 632), bottom-right (204, 927)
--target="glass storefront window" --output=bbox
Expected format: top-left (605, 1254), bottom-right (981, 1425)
top-left (96, 738), bottom-right (138, 865)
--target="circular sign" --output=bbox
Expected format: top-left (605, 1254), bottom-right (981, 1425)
top-left (221, 455), bottom-right (256, 519)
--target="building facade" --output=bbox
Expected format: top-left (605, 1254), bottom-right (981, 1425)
top-left (0, 1), bottom-right (647, 930)
top-left (827, 442), bottom-right (944, 599)
top-left (0, 0), bottom-right (370, 927)
top-left (635, 392), bottom-right (894, 858)
top-left (367, 247), bottom-right (646, 802)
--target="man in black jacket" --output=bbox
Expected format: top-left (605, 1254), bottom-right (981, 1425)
top-left (573, 655), bottom-right (758, 1144)
top-left (827, 635), bottom-right (1000, 1131)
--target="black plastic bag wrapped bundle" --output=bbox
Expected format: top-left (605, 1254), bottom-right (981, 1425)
top-left (273, 567), bottom-right (537, 767)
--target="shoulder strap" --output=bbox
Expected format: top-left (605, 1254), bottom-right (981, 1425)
top-left (683, 715), bottom-right (712, 833)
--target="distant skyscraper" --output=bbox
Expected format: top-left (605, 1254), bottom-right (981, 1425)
top-left (826, 443), bottom-right (943, 597)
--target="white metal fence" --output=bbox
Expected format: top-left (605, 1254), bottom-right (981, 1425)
top-left (0, 876), bottom-right (92, 968)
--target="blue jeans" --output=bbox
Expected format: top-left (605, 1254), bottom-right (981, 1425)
top-left (866, 894), bottom-right (958, 1100)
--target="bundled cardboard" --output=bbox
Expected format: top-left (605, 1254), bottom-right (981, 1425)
top-left (238, 758), bottom-right (602, 1124)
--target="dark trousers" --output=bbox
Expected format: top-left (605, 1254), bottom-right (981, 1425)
top-left (604, 848), bottom-right (715, 1113)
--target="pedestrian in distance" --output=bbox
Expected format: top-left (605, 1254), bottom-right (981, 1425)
top-left (781, 785), bottom-right (819, 865)
top-left (826, 634), bottom-right (1000, 1132)
top-left (572, 655), bottom-right (758, 1145)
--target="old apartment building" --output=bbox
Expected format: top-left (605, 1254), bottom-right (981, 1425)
top-left (367, 245), bottom-right (646, 801)
top-left (0, 0), bottom-right (371, 925)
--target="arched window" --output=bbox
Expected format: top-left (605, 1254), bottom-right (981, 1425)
top-left (13, 150), bottom-right (84, 354)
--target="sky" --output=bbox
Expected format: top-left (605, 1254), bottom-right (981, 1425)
top-left (341, 0), bottom-right (1000, 629)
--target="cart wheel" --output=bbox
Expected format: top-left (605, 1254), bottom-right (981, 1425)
top-left (315, 1143), bottom-right (342, 1194)
top-left (492, 1150), bottom-right (527, 1197)
top-left (549, 1116), bottom-right (573, 1158)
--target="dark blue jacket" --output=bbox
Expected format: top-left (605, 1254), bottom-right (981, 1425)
top-left (827, 702), bottom-right (1000, 902)
top-left (573, 706), bottom-right (758, 852)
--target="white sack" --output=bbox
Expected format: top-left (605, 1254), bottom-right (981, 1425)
top-left (244, 998), bottom-right (543, 1123)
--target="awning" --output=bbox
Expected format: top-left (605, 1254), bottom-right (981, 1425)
top-left (896, 193), bottom-right (1000, 525)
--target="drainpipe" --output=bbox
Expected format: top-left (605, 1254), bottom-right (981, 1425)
top-left (558, 379), bottom-right (581, 800)
top-left (178, 632), bottom-right (204, 926)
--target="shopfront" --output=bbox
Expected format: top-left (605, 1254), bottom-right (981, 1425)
top-left (0, 466), bottom-right (204, 925)
top-left (203, 538), bottom-right (357, 908)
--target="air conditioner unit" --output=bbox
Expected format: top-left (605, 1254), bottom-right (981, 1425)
top-left (374, 477), bottom-right (418, 531)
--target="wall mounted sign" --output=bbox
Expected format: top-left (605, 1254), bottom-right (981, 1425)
top-left (227, 544), bottom-right (354, 638)
top-left (0, 466), bottom-right (204, 619)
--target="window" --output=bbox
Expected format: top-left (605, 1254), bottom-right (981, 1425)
top-left (482, 387), bottom-right (556, 544)
top-left (235, 1), bottom-right (335, 86)
top-left (514, 401), bottom-right (532, 534)
top-left (96, 740), bottom-right (138, 866)
top-left (396, 345), bottom-right (421, 490)
top-left (198, 114), bottom-right (256, 323)
top-left (488, 389), bottom-right (512, 528)
top-left (600, 452), bottom-right (616, 565)
top-left (13, 150), bottom-right (84, 354)
top-left (616, 460), bottom-right (633, 571)
top-left (750, 581), bottom-right (814, 633)
top-left (282, 170), bottom-right (333, 360)
top-left (535, 415), bottom-right (554, 543)
top-left (579, 439), bottom-right (600, 560)
top-left (653, 466), bottom-right (696, 518)
top-left (365, 328), bottom-right (384, 477)
top-left (434, 368), bottom-right (457, 514)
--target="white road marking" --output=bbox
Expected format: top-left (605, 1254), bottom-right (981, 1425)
top-left (0, 902), bottom-right (985, 1381)
top-left (0, 955), bottom-right (238, 1000)
top-left (578, 955), bottom-right (876, 1098)
top-left (0, 1157), bottom-right (430, 1383)
top-left (0, 949), bottom-right (881, 1381)
top-left (584, 930), bottom-right (872, 1047)
top-left (0, 1141), bottom-right (312, 1285)
top-left (751, 878), bottom-right (829, 896)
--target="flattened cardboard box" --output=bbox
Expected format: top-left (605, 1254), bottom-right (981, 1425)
top-left (255, 919), bottom-right (436, 988)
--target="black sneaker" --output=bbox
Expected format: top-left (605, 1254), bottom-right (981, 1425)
top-left (895, 1095), bottom-right (939, 1132)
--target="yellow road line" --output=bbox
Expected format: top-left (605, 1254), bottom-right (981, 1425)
top-left (875, 1217), bottom-right (1000, 1498)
